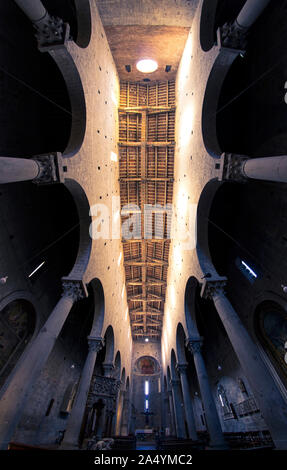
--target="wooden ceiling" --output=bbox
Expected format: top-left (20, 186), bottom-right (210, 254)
top-left (119, 81), bottom-right (175, 340)
top-left (104, 25), bottom-right (190, 81)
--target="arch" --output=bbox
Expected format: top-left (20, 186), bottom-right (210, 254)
top-left (254, 300), bottom-right (287, 390)
top-left (114, 351), bottom-right (121, 380)
top-left (64, 179), bottom-right (92, 280)
top-left (0, 297), bottom-right (37, 391)
top-left (126, 376), bottom-right (130, 392)
top-left (176, 323), bottom-right (188, 364)
top-left (74, 0), bottom-right (92, 48)
top-left (170, 349), bottom-right (178, 380)
top-left (103, 325), bottom-right (114, 364)
top-left (201, 48), bottom-right (241, 157)
top-left (200, 0), bottom-right (220, 52)
top-left (121, 367), bottom-right (126, 385)
top-left (167, 365), bottom-right (172, 385)
top-left (88, 279), bottom-right (105, 337)
top-left (184, 278), bottom-right (201, 338)
top-left (48, 48), bottom-right (86, 157)
top-left (196, 179), bottom-right (223, 276)
top-left (163, 375), bottom-right (168, 392)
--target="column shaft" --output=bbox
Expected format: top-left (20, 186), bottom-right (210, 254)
top-left (236, 0), bottom-right (271, 29)
top-left (0, 294), bottom-right (75, 449)
top-left (168, 390), bottom-right (176, 436)
top-left (14, 0), bottom-right (47, 23)
top-left (242, 156), bottom-right (287, 183)
top-left (179, 369), bottom-right (197, 440)
top-left (213, 291), bottom-right (287, 449)
top-left (0, 157), bottom-right (40, 184)
top-left (171, 380), bottom-right (186, 439)
top-left (62, 344), bottom-right (101, 448)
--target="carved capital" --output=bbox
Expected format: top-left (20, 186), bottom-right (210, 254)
top-left (62, 279), bottom-right (87, 302)
top-left (176, 363), bottom-right (188, 375)
top-left (33, 153), bottom-right (64, 185)
top-left (102, 363), bottom-right (115, 376)
top-left (220, 153), bottom-right (248, 182)
top-left (88, 336), bottom-right (104, 353)
top-left (34, 15), bottom-right (69, 50)
top-left (201, 277), bottom-right (227, 300)
top-left (170, 378), bottom-right (180, 388)
top-left (186, 337), bottom-right (203, 355)
top-left (219, 22), bottom-right (248, 51)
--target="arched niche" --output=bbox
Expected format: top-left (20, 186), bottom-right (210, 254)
top-left (254, 301), bottom-right (287, 391)
top-left (88, 279), bottom-right (105, 338)
top-left (0, 299), bottom-right (36, 389)
top-left (0, 1), bottom-right (72, 157)
top-left (42, 0), bottom-right (92, 49)
top-left (200, 0), bottom-right (246, 52)
top-left (103, 325), bottom-right (115, 366)
top-left (134, 356), bottom-right (160, 376)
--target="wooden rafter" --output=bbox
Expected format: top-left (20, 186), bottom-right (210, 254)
top-left (119, 81), bottom-right (175, 340)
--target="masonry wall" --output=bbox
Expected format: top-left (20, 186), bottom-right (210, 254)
top-left (0, 0), bottom-right (133, 447)
top-left (131, 341), bottom-right (162, 431)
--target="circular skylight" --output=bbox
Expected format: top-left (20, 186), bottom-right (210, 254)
top-left (136, 59), bottom-right (158, 73)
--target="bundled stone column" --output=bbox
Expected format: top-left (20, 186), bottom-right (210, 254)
top-left (202, 278), bottom-right (287, 449)
top-left (186, 338), bottom-right (226, 449)
top-left (176, 363), bottom-right (198, 440)
top-left (0, 154), bottom-right (63, 185)
top-left (221, 153), bottom-right (287, 184)
top-left (0, 279), bottom-right (86, 449)
top-left (61, 336), bottom-right (104, 449)
top-left (170, 379), bottom-right (186, 439)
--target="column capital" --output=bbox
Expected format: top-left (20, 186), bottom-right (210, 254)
top-left (201, 277), bottom-right (227, 300)
top-left (61, 279), bottom-right (88, 302)
top-left (219, 22), bottom-right (248, 51)
top-left (102, 363), bottom-right (115, 376)
top-left (176, 363), bottom-right (188, 375)
top-left (87, 336), bottom-right (104, 353)
top-left (33, 153), bottom-right (64, 185)
top-left (186, 337), bottom-right (203, 355)
top-left (219, 153), bottom-right (248, 182)
top-left (170, 378), bottom-right (180, 387)
top-left (34, 15), bottom-right (70, 51)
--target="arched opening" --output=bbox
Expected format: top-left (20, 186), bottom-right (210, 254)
top-left (0, 1), bottom-right (72, 157)
top-left (200, 0), bottom-right (246, 52)
top-left (88, 279), bottom-right (105, 338)
top-left (208, 181), bottom-right (287, 298)
top-left (217, 1), bottom-right (287, 156)
top-left (103, 326), bottom-right (115, 368)
top-left (255, 301), bottom-right (287, 391)
top-left (0, 181), bottom-right (81, 302)
top-left (0, 300), bottom-right (36, 389)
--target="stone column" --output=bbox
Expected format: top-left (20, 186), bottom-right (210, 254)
top-left (111, 381), bottom-right (122, 436)
top-left (202, 279), bottom-right (287, 450)
top-left (170, 379), bottom-right (186, 439)
top-left (236, 0), bottom-right (271, 30)
top-left (14, 0), bottom-right (66, 49)
top-left (167, 388), bottom-right (176, 436)
top-left (115, 387), bottom-right (125, 436)
top-left (0, 279), bottom-right (86, 450)
top-left (221, 153), bottom-right (287, 184)
top-left (0, 153), bottom-right (63, 185)
top-left (61, 336), bottom-right (104, 449)
top-left (14, 0), bottom-right (47, 22)
top-left (120, 392), bottom-right (130, 435)
top-left (186, 338), bottom-right (226, 449)
top-left (221, 0), bottom-right (271, 49)
top-left (176, 363), bottom-right (198, 441)
top-left (103, 363), bottom-right (114, 377)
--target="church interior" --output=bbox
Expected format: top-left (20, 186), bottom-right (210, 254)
top-left (1, 0), bottom-right (287, 452)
